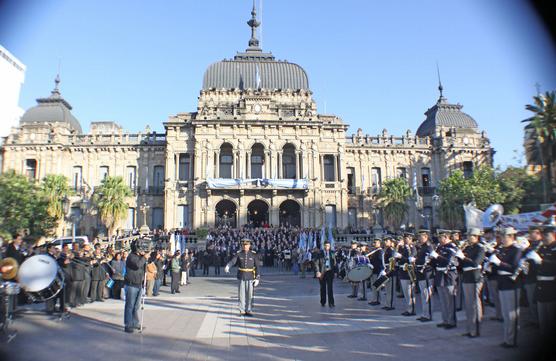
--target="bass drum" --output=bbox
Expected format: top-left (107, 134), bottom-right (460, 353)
top-left (347, 265), bottom-right (373, 282)
top-left (17, 255), bottom-right (65, 303)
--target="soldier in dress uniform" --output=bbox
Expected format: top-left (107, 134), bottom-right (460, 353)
top-left (488, 226), bottom-right (522, 348)
top-left (430, 229), bottom-right (458, 329)
top-left (452, 230), bottom-right (464, 311)
top-left (225, 239), bottom-right (262, 317)
top-left (368, 237), bottom-right (386, 306)
top-left (526, 224), bottom-right (556, 340)
top-left (522, 224), bottom-right (543, 326)
top-left (382, 236), bottom-right (397, 311)
top-left (347, 240), bottom-right (359, 298)
top-left (397, 232), bottom-right (417, 316)
top-left (415, 229), bottom-right (434, 322)
top-left (484, 228), bottom-right (503, 321)
top-left (456, 227), bottom-right (485, 338)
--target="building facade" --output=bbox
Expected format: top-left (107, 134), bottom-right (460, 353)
top-left (0, 6), bottom-right (492, 237)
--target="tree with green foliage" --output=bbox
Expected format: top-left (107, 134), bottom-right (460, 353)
top-left (497, 166), bottom-right (543, 214)
top-left (438, 166), bottom-right (505, 229)
top-left (0, 170), bottom-right (56, 239)
top-left (523, 91), bottom-right (556, 202)
top-left (39, 174), bottom-right (74, 236)
top-left (376, 177), bottom-right (412, 231)
top-left (93, 176), bottom-right (133, 241)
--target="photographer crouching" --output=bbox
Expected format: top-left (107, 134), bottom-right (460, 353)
top-left (123, 240), bottom-right (149, 333)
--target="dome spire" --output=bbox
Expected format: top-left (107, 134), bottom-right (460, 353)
top-left (436, 62), bottom-right (446, 103)
top-left (247, 0), bottom-right (261, 51)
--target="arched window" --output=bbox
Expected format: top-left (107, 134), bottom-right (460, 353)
top-left (251, 143), bottom-right (265, 178)
top-left (219, 143), bottom-right (233, 178)
top-left (282, 144), bottom-right (296, 179)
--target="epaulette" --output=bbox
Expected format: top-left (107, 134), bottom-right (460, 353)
top-left (251, 250), bottom-right (257, 254)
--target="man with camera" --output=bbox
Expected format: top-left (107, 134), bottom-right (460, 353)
top-left (124, 240), bottom-right (149, 333)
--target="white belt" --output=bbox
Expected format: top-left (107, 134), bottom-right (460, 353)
top-left (497, 271), bottom-right (512, 276)
top-left (463, 266), bottom-right (481, 272)
top-left (537, 276), bottom-right (556, 281)
top-left (436, 267), bottom-right (447, 271)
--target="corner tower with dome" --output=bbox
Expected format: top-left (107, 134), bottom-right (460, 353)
top-left (0, 4), bottom-right (492, 236)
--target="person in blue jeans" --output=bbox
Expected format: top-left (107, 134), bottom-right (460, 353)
top-left (124, 242), bottom-right (148, 333)
top-left (153, 250), bottom-right (164, 296)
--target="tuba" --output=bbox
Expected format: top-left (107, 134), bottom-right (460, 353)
top-left (483, 204), bottom-right (504, 229)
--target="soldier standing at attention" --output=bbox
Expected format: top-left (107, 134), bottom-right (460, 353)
top-left (225, 239), bottom-right (262, 317)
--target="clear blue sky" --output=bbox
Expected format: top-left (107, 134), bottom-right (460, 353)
top-left (1, 0), bottom-right (555, 168)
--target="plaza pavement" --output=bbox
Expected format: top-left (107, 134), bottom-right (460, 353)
top-left (0, 270), bottom-right (540, 361)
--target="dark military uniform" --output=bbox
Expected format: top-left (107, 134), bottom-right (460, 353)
top-left (398, 244), bottom-right (417, 315)
top-left (314, 248), bottom-right (336, 307)
top-left (431, 242), bottom-right (458, 328)
top-left (368, 246), bottom-right (385, 304)
top-left (535, 242), bottom-right (556, 337)
top-left (382, 245), bottom-right (396, 310)
top-left (226, 248), bottom-right (262, 314)
top-left (415, 241), bottom-right (433, 320)
top-left (459, 242), bottom-right (485, 336)
top-left (90, 254), bottom-right (108, 302)
top-left (493, 243), bottom-right (522, 346)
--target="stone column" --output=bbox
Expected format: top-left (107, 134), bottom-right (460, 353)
top-left (277, 152), bottom-right (282, 179)
top-left (295, 151), bottom-right (300, 179)
top-left (246, 152), bottom-right (251, 179)
top-left (214, 150), bottom-right (219, 178)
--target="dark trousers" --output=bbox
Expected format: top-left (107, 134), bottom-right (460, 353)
top-left (69, 280), bottom-right (83, 306)
top-left (45, 286), bottom-right (66, 313)
top-left (319, 270), bottom-right (335, 306)
top-left (82, 274), bottom-right (91, 303)
top-left (215, 265), bottom-right (220, 275)
top-left (112, 280), bottom-right (123, 299)
top-left (153, 279), bottom-right (162, 296)
top-left (203, 264), bottom-right (209, 275)
top-left (171, 272), bottom-right (180, 293)
top-left (90, 279), bottom-right (106, 301)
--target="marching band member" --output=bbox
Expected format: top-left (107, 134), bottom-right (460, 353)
top-left (355, 242), bottom-right (371, 301)
top-left (452, 230), bottom-right (464, 312)
top-left (527, 224), bottom-right (556, 340)
top-left (484, 228), bottom-right (503, 322)
top-left (368, 237), bottom-right (385, 306)
top-left (382, 236), bottom-right (397, 311)
top-left (347, 240), bottom-right (359, 298)
top-left (456, 227), bottom-right (485, 338)
top-left (415, 229), bottom-right (433, 322)
top-left (430, 229), bottom-right (458, 329)
top-left (488, 227), bottom-right (522, 348)
top-left (398, 233), bottom-right (417, 316)
top-left (314, 240), bottom-right (336, 308)
top-left (522, 224), bottom-right (543, 326)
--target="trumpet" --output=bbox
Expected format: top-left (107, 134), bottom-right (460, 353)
top-left (510, 241), bottom-right (543, 281)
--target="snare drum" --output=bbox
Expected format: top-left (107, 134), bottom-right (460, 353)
top-left (17, 255), bottom-right (65, 303)
top-left (347, 265), bottom-right (373, 283)
top-left (0, 282), bottom-right (20, 296)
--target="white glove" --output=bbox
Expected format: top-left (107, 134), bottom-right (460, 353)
top-left (489, 254), bottom-right (501, 266)
top-left (408, 256), bottom-right (416, 263)
top-left (429, 250), bottom-right (439, 259)
top-left (253, 279), bottom-right (260, 287)
top-left (394, 252), bottom-right (402, 259)
top-left (455, 249), bottom-right (465, 260)
top-left (379, 270), bottom-right (386, 277)
top-left (526, 251), bottom-right (542, 265)
top-left (224, 265), bottom-right (230, 273)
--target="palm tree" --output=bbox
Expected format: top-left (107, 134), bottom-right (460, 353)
top-left (376, 177), bottom-right (412, 231)
top-left (523, 91), bottom-right (556, 202)
top-left (39, 174), bottom-right (73, 236)
top-left (93, 176), bottom-right (133, 242)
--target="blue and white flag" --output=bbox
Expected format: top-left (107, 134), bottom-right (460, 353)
top-left (298, 232), bottom-right (307, 250)
top-left (320, 226), bottom-right (326, 250)
top-left (309, 231), bottom-right (316, 249)
top-left (412, 170), bottom-right (418, 194)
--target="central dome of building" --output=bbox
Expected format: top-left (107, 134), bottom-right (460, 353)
top-left (202, 4), bottom-right (309, 91)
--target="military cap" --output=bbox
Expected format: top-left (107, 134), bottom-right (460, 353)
top-left (359, 241), bottom-right (368, 247)
top-left (417, 229), bottom-right (430, 234)
top-left (529, 224), bottom-right (542, 232)
top-left (542, 225), bottom-right (555, 234)
top-left (483, 227), bottom-right (494, 233)
top-left (241, 239), bottom-right (252, 245)
top-left (351, 240), bottom-right (358, 245)
top-left (437, 229), bottom-right (450, 235)
top-left (373, 236), bottom-right (382, 242)
top-left (501, 227), bottom-right (517, 236)
top-left (468, 227), bottom-right (482, 236)
top-left (451, 230), bottom-right (462, 235)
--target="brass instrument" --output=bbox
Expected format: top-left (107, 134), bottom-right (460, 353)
top-left (0, 257), bottom-right (19, 280)
top-left (511, 241), bottom-right (543, 281)
top-left (403, 263), bottom-right (417, 284)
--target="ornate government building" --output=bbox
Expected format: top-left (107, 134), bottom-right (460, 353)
top-left (0, 6), bottom-right (492, 236)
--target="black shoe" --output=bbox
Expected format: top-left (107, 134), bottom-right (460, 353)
top-left (135, 326), bottom-right (145, 331)
top-left (461, 332), bottom-right (472, 337)
top-left (176, 290), bottom-right (181, 293)
top-left (437, 323), bottom-right (447, 328)
top-left (124, 328), bottom-right (134, 333)
top-left (401, 311), bottom-right (415, 316)
top-left (368, 301), bottom-right (380, 306)
top-left (419, 317), bottom-right (432, 322)
top-left (357, 298), bottom-right (367, 301)
top-left (416, 316), bottom-right (426, 321)
top-left (329, 304), bottom-right (335, 308)
top-left (239, 312), bottom-right (245, 316)
top-left (347, 295), bottom-right (357, 298)
top-left (244, 312), bottom-right (253, 317)
top-left (321, 303), bottom-right (326, 307)
top-left (384, 307), bottom-right (395, 311)
top-left (456, 308), bottom-right (462, 312)
top-left (500, 342), bottom-right (517, 348)
top-left (444, 324), bottom-right (457, 329)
